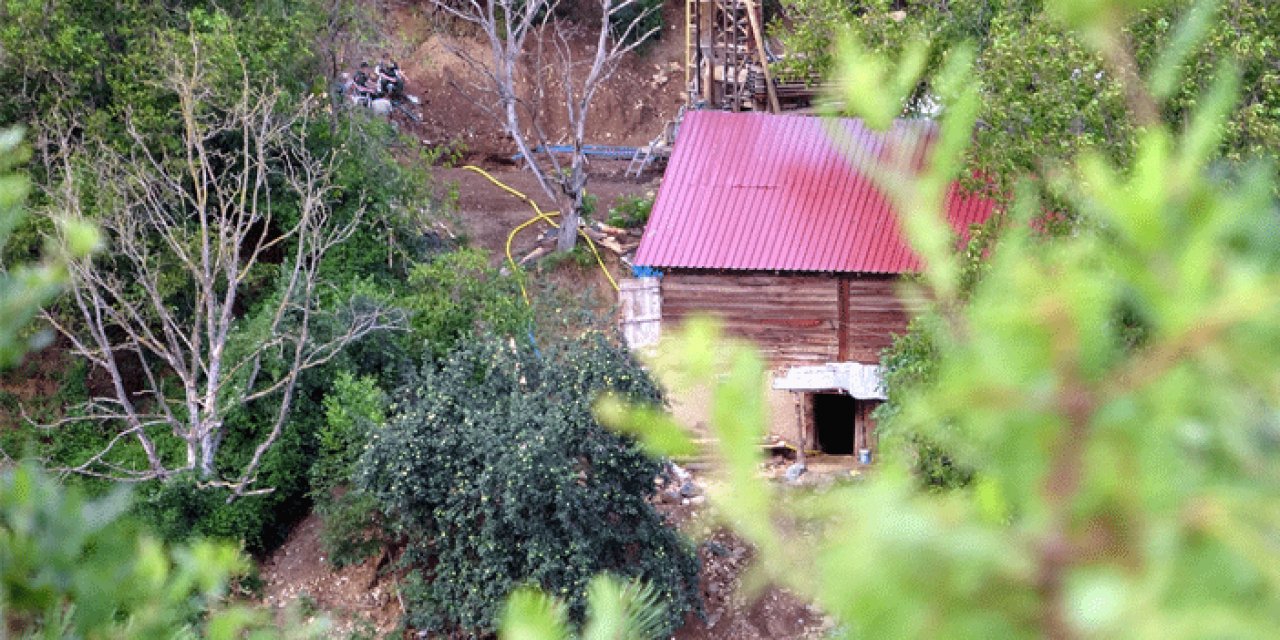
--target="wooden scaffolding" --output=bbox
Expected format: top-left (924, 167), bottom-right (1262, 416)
top-left (685, 0), bottom-right (822, 113)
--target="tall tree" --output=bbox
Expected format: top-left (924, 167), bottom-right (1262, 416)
top-left (773, 0), bottom-right (1280, 191)
top-left (38, 42), bottom-right (399, 497)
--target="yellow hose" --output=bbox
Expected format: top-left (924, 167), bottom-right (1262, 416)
top-left (461, 165), bottom-right (620, 303)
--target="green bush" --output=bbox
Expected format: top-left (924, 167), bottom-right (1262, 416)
top-left (538, 243), bottom-right (598, 272)
top-left (357, 331), bottom-right (698, 636)
top-left (0, 464), bottom-right (293, 637)
top-left (133, 407), bottom-right (316, 554)
top-left (605, 194), bottom-right (653, 229)
top-left (403, 248), bottom-right (532, 358)
top-left (874, 316), bottom-right (974, 490)
top-left (310, 372), bottom-right (388, 567)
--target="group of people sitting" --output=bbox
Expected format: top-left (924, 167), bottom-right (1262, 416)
top-left (343, 53), bottom-right (406, 104)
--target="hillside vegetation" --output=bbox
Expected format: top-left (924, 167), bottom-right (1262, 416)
top-left (5, 0), bottom-right (1280, 639)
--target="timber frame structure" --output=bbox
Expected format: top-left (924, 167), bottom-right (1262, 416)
top-left (627, 111), bottom-right (999, 457)
top-left (683, 0), bottom-right (821, 113)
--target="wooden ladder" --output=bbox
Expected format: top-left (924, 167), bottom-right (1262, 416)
top-left (625, 145), bottom-right (655, 178)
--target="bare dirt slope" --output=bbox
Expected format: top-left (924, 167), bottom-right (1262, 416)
top-left (390, 1), bottom-right (688, 160)
top-left (258, 514), bottom-right (403, 637)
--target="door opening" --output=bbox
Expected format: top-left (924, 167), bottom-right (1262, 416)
top-left (812, 392), bottom-right (855, 455)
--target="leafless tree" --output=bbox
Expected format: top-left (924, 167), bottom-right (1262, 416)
top-left (35, 44), bottom-right (400, 498)
top-left (433, 0), bottom-right (660, 252)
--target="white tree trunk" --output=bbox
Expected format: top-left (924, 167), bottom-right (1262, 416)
top-left (435, 0), bottom-right (661, 253)
top-left (37, 43), bottom-right (401, 497)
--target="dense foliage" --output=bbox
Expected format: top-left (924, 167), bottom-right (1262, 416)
top-left (402, 248), bottom-right (534, 359)
top-left (0, 128), bottom-right (98, 367)
top-left (0, 0), bottom-right (451, 554)
top-left (309, 372), bottom-right (388, 567)
top-left (359, 331), bottom-right (698, 636)
top-left (773, 0), bottom-right (1280, 191)
top-left (0, 464), bottom-right (318, 638)
top-left (874, 316), bottom-right (974, 489)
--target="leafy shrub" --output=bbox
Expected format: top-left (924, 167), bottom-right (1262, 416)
top-left (357, 331), bottom-right (698, 636)
top-left (538, 242), bottom-right (598, 271)
top-left (133, 411), bottom-right (316, 554)
top-left (403, 248), bottom-right (532, 358)
top-left (0, 464), bottom-right (292, 637)
top-left (310, 372), bottom-right (388, 567)
top-left (874, 316), bottom-right (974, 490)
top-left (605, 194), bottom-right (653, 229)
top-left (579, 191), bottom-right (598, 219)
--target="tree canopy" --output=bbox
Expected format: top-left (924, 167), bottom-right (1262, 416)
top-left (774, 0), bottom-right (1280, 193)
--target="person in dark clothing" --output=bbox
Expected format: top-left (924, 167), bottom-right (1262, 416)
top-left (376, 53), bottom-right (404, 100)
top-left (352, 62), bottom-right (379, 101)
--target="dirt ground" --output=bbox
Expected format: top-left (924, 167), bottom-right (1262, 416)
top-left (258, 514), bottom-right (404, 637)
top-left (436, 160), bottom-right (657, 264)
top-left (390, 1), bottom-right (688, 161)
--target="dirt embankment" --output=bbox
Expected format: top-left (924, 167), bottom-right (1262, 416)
top-left (389, 1), bottom-right (688, 161)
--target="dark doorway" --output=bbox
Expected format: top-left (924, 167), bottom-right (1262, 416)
top-left (813, 393), bottom-right (855, 455)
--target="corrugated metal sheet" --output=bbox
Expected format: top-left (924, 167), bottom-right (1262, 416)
top-left (634, 111), bottom-right (998, 274)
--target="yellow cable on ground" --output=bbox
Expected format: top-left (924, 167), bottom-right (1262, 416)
top-left (461, 165), bottom-right (620, 302)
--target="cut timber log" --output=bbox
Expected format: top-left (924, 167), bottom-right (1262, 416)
top-left (518, 246), bottom-right (553, 265)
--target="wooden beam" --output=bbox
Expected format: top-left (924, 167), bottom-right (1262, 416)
top-left (837, 277), bottom-right (850, 360)
top-left (685, 0), bottom-right (692, 105)
top-left (742, 0), bottom-right (781, 113)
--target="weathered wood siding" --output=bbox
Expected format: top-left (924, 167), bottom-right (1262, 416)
top-left (841, 276), bottom-right (917, 364)
top-left (660, 271), bottom-right (918, 367)
top-left (661, 273), bottom-right (839, 366)
top-left (618, 277), bottom-right (662, 348)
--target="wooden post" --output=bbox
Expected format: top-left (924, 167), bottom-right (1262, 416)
top-left (742, 0), bottom-right (781, 113)
top-left (853, 398), bottom-right (866, 456)
top-left (794, 392), bottom-right (807, 464)
top-left (684, 0), bottom-right (692, 105)
top-left (837, 278), bottom-right (849, 361)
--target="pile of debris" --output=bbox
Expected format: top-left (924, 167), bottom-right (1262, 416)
top-left (655, 461), bottom-right (706, 507)
top-left (516, 220), bottom-right (643, 266)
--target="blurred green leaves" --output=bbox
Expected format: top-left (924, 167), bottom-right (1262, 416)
top-left (0, 127), bottom-right (99, 369)
top-left (0, 464), bottom-right (323, 639)
top-left (500, 575), bottom-right (669, 640)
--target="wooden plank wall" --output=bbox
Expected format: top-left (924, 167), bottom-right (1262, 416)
top-left (661, 271), bottom-right (919, 368)
top-left (618, 277), bottom-right (662, 348)
top-left (661, 273), bottom-right (840, 366)
top-left (842, 276), bottom-right (917, 364)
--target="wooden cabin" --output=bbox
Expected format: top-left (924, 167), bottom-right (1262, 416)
top-left (624, 111), bottom-right (997, 457)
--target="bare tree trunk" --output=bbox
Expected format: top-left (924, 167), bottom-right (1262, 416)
top-left (35, 41), bottom-right (401, 497)
top-left (434, 0), bottom-right (660, 253)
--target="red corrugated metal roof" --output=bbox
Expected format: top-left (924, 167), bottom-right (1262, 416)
top-left (634, 111), bottom-right (998, 274)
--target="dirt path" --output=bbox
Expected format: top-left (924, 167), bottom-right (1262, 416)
top-left (258, 513), bottom-right (402, 637)
top-left (436, 161), bottom-right (658, 266)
